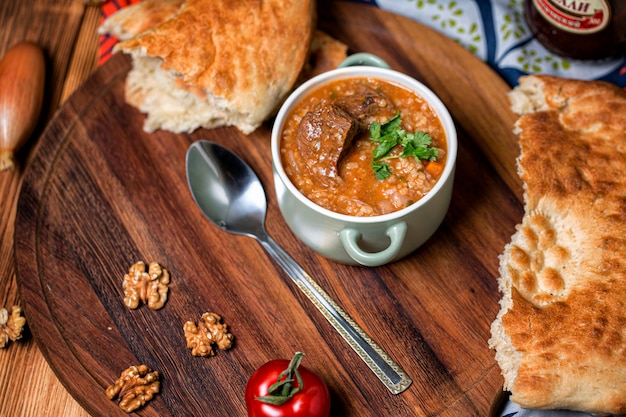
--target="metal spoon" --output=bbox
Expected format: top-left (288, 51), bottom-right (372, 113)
top-left (186, 140), bottom-right (412, 395)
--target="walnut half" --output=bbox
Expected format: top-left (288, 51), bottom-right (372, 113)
top-left (183, 312), bottom-right (234, 357)
top-left (106, 364), bottom-right (160, 413)
top-left (123, 261), bottom-right (170, 310)
top-left (0, 306), bottom-right (26, 348)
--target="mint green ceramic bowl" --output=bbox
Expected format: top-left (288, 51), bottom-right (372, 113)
top-left (271, 55), bottom-right (457, 266)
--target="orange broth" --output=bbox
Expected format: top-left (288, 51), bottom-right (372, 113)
top-left (280, 77), bottom-right (447, 216)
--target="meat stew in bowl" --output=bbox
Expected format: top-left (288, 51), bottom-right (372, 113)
top-left (279, 77), bottom-right (447, 217)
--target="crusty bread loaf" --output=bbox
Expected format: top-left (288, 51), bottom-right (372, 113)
top-left (489, 75), bottom-right (626, 415)
top-left (99, 2), bottom-right (346, 86)
top-left (106, 0), bottom-right (315, 135)
top-left (97, 0), bottom-right (184, 41)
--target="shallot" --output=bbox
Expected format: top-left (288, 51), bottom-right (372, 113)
top-left (0, 41), bottom-right (45, 171)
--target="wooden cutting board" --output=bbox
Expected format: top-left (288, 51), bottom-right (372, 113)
top-left (14, 3), bottom-right (522, 416)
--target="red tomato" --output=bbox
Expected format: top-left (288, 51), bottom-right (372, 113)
top-left (245, 352), bottom-right (331, 417)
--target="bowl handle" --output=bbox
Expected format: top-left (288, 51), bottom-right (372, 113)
top-left (338, 53), bottom-right (391, 69)
top-left (339, 222), bottom-right (407, 267)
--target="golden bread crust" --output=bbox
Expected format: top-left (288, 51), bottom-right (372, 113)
top-left (98, 0), bottom-right (185, 40)
top-left (491, 75), bottom-right (626, 414)
top-left (115, 0), bottom-right (315, 130)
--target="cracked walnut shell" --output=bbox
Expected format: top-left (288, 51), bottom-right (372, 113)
top-left (0, 306), bottom-right (26, 348)
top-left (123, 261), bottom-right (170, 310)
top-left (106, 364), bottom-right (160, 413)
top-left (184, 312), bottom-right (234, 357)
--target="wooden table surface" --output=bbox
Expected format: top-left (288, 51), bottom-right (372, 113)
top-left (1, 1), bottom-right (99, 415)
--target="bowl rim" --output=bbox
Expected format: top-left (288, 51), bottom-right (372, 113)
top-left (270, 66), bottom-right (458, 224)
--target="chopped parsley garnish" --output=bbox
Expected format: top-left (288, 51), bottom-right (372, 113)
top-left (369, 113), bottom-right (439, 180)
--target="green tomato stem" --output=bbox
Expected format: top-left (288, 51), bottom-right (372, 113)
top-left (255, 352), bottom-right (306, 406)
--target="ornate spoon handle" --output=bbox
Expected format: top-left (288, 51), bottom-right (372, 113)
top-left (258, 231), bottom-right (412, 395)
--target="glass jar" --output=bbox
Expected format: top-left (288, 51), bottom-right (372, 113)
top-left (525, 0), bottom-right (626, 60)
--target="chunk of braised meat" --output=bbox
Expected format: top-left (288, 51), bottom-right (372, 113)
top-left (296, 99), bottom-right (359, 182)
top-left (295, 85), bottom-right (397, 184)
top-left (334, 84), bottom-right (397, 128)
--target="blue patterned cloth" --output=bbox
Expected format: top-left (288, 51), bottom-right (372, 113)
top-left (353, 0), bottom-right (625, 89)
top-left (353, 1), bottom-right (625, 416)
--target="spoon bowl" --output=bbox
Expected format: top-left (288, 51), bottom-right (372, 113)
top-left (186, 141), bottom-right (266, 237)
top-left (186, 140), bottom-right (412, 394)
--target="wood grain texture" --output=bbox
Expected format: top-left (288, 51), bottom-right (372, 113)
top-left (14, 3), bottom-right (522, 416)
top-left (0, 1), bottom-right (96, 416)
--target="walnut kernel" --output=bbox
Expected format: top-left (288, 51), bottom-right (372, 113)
top-left (106, 364), bottom-right (160, 413)
top-left (0, 306), bottom-right (26, 348)
top-left (123, 261), bottom-right (170, 310)
top-left (183, 312), bottom-right (234, 357)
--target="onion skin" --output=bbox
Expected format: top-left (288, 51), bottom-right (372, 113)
top-left (0, 41), bottom-right (45, 171)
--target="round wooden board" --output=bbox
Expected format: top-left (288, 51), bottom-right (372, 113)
top-left (15, 3), bottom-right (522, 416)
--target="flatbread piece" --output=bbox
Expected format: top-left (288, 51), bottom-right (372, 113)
top-left (490, 75), bottom-right (626, 415)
